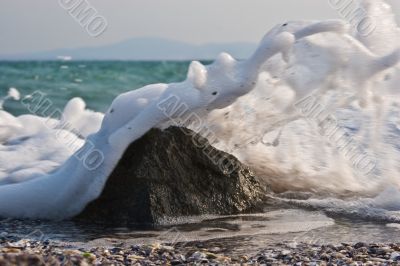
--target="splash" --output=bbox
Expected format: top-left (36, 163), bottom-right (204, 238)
top-left (0, 88), bottom-right (20, 109)
top-left (0, 0), bottom-right (399, 221)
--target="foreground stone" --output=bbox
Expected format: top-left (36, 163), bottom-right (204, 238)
top-left (77, 126), bottom-right (267, 225)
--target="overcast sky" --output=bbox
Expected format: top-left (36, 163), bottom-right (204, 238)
top-left (0, 0), bottom-right (399, 55)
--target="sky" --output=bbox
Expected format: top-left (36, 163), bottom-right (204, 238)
top-left (0, 0), bottom-right (399, 55)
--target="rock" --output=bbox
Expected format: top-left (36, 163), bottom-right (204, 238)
top-left (127, 255), bottom-right (145, 260)
top-left (0, 248), bottom-right (21, 254)
top-left (0, 254), bottom-right (47, 266)
top-left (334, 252), bottom-right (346, 259)
top-left (281, 250), bottom-right (291, 256)
top-left (77, 126), bottom-right (267, 225)
top-left (209, 247), bottom-right (221, 253)
top-left (370, 257), bottom-right (387, 263)
top-left (159, 245), bottom-right (174, 252)
top-left (391, 252), bottom-right (400, 261)
top-left (110, 247), bottom-right (123, 255)
top-left (173, 254), bottom-right (186, 262)
top-left (82, 252), bottom-right (96, 262)
top-left (320, 253), bottom-right (330, 261)
top-left (369, 247), bottom-right (386, 255)
top-left (188, 251), bottom-right (207, 262)
top-left (205, 252), bottom-right (218, 259)
top-left (171, 259), bottom-right (182, 265)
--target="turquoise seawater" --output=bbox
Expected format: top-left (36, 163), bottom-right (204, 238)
top-left (0, 61), bottom-right (197, 115)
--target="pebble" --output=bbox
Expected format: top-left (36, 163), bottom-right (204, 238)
top-left (160, 245), bottom-right (174, 252)
top-left (171, 259), bottom-right (182, 265)
top-left (209, 247), bottom-right (221, 253)
top-left (391, 251), bottom-right (400, 260)
top-left (1, 248), bottom-right (21, 254)
top-left (188, 251), bottom-right (207, 262)
top-left (205, 252), bottom-right (218, 259)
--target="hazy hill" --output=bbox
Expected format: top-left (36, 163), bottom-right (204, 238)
top-left (0, 38), bottom-right (256, 61)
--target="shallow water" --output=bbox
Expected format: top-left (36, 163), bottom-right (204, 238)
top-left (2, 207), bottom-right (400, 256)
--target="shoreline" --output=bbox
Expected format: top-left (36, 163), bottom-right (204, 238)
top-left (1, 237), bottom-right (400, 265)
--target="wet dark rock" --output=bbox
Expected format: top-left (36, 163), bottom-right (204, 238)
top-left (171, 260), bottom-right (183, 265)
top-left (110, 247), bottom-right (123, 254)
top-left (77, 126), bottom-right (267, 225)
top-left (354, 242), bottom-right (366, 249)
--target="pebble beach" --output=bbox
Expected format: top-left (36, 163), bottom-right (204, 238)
top-left (2, 235), bottom-right (400, 265)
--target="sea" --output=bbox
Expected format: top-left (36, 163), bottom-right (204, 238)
top-left (0, 61), bottom-right (192, 115)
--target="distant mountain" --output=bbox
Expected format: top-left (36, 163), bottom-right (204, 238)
top-left (0, 38), bottom-right (256, 61)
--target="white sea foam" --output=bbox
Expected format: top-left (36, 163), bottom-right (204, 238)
top-left (0, 88), bottom-right (20, 109)
top-left (0, 0), bottom-right (400, 221)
